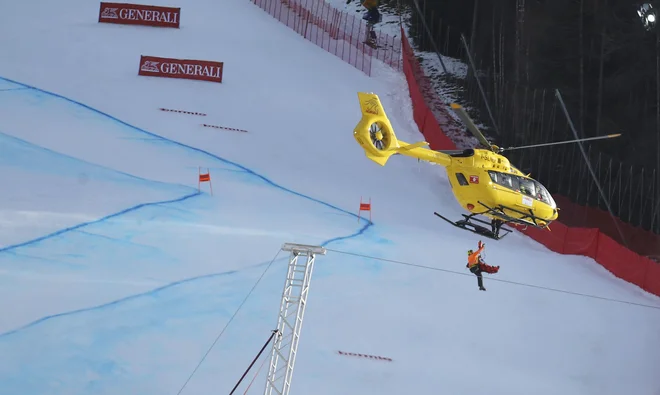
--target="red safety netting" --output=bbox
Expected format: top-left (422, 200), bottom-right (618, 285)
top-left (398, 26), bottom-right (660, 297)
top-left (596, 233), bottom-right (647, 287)
top-left (251, 0), bottom-right (402, 76)
top-left (516, 222), bottom-right (660, 296)
top-left (251, 0), bottom-right (660, 298)
top-left (553, 195), bottom-right (660, 258)
top-left (518, 221), bottom-right (568, 254)
top-left (400, 27), bottom-right (457, 150)
top-left (644, 258), bottom-right (660, 296)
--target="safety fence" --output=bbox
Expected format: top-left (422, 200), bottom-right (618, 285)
top-left (251, 0), bottom-right (402, 76)
top-left (400, 27), bottom-right (456, 151)
top-left (515, 222), bottom-right (660, 297)
top-left (551, 195), bottom-right (660, 259)
top-left (249, 0), bottom-right (660, 297)
top-left (399, 28), bottom-right (660, 297)
top-left (459, 77), bottom-right (660, 250)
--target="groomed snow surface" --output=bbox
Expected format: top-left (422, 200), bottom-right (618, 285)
top-left (0, 1), bottom-right (659, 394)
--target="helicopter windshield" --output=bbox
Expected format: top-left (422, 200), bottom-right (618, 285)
top-left (534, 180), bottom-right (556, 208)
top-left (488, 171), bottom-right (556, 208)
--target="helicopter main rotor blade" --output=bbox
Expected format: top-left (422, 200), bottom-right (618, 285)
top-left (450, 103), bottom-right (493, 150)
top-left (501, 133), bottom-right (621, 152)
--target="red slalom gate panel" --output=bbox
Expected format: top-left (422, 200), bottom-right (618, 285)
top-left (198, 167), bottom-right (213, 195)
top-left (358, 197), bottom-right (371, 223)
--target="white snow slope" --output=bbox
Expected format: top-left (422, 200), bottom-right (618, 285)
top-left (0, 1), bottom-right (659, 395)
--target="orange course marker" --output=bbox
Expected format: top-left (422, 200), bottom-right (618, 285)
top-left (358, 197), bottom-right (371, 223)
top-left (198, 167), bottom-right (213, 195)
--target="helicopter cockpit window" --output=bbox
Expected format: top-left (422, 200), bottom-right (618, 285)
top-left (500, 173), bottom-right (516, 189)
top-left (489, 171), bottom-right (556, 206)
top-left (534, 181), bottom-right (556, 208)
top-left (518, 178), bottom-right (536, 197)
top-left (488, 171), bottom-right (516, 189)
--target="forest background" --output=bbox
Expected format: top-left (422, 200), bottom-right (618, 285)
top-left (382, 0), bottom-right (660, 234)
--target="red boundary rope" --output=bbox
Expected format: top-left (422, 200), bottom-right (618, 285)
top-left (337, 350), bottom-right (392, 362)
top-left (159, 108), bottom-right (207, 116)
top-left (201, 123), bottom-right (248, 133)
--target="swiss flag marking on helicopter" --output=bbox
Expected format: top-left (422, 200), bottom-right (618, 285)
top-left (469, 175), bottom-right (479, 184)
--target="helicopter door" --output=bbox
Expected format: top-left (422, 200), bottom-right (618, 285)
top-left (516, 177), bottom-right (537, 208)
top-left (489, 171), bottom-right (531, 208)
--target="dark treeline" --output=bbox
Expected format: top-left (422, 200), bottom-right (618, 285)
top-left (394, 0), bottom-right (660, 234)
top-left (401, 0), bottom-right (659, 166)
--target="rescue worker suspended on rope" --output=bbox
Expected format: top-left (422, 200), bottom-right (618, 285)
top-left (466, 240), bottom-right (500, 291)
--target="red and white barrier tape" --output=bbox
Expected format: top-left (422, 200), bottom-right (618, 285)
top-left (159, 108), bottom-right (207, 116)
top-left (201, 123), bottom-right (248, 133)
top-left (337, 350), bottom-right (392, 362)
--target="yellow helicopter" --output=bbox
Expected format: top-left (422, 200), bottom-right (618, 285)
top-left (353, 92), bottom-right (621, 240)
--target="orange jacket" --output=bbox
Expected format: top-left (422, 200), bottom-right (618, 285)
top-left (362, 0), bottom-right (378, 9)
top-left (467, 245), bottom-right (485, 268)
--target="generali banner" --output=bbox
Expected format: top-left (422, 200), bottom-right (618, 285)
top-left (99, 2), bottom-right (181, 28)
top-left (138, 56), bottom-right (224, 83)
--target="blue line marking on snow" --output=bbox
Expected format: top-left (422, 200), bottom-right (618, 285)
top-left (0, 75), bottom-right (373, 228)
top-left (0, 192), bottom-right (201, 254)
top-left (0, 76), bottom-right (375, 337)
top-left (0, 219), bottom-right (372, 338)
top-left (0, 218), bottom-right (374, 338)
top-left (0, 267), bottom-right (247, 339)
top-left (0, 130), bottom-right (194, 191)
top-left (321, 221), bottom-right (372, 247)
top-left (0, 87), bottom-right (29, 92)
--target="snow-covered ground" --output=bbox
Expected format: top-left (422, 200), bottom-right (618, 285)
top-left (0, 0), bottom-right (659, 394)
top-left (327, 0), bottom-right (485, 148)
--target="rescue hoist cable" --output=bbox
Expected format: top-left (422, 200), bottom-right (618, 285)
top-left (175, 249), bottom-right (283, 395)
top-left (326, 248), bottom-right (660, 311)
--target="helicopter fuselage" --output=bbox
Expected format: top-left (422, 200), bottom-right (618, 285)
top-left (443, 149), bottom-right (558, 227)
top-left (352, 91), bottom-right (559, 229)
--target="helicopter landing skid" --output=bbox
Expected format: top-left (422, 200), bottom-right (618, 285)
top-left (433, 212), bottom-right (512, 240)
top-left (476, 201), bottom-right (551, 229)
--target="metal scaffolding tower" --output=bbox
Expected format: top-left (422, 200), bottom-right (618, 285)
top-left (264, 243), bottom-right (326, 395)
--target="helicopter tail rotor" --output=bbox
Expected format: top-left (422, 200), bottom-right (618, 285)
top-left (353, 92), bottom-right (402, 166)
top-left (354, 92), bottom-right (451, 167)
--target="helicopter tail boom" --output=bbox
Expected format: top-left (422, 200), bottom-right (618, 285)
top-left (354, 92), bottom-right (451, 167)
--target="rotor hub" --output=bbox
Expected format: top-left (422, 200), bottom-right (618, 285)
top-left (369, 122), bottom-right (388, 151)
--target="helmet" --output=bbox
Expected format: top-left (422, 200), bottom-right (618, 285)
top-left (467, 249), bottom-right (474, 255)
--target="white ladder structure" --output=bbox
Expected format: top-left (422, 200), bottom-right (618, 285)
top-left (263, 243), bottom-right (326, 395)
